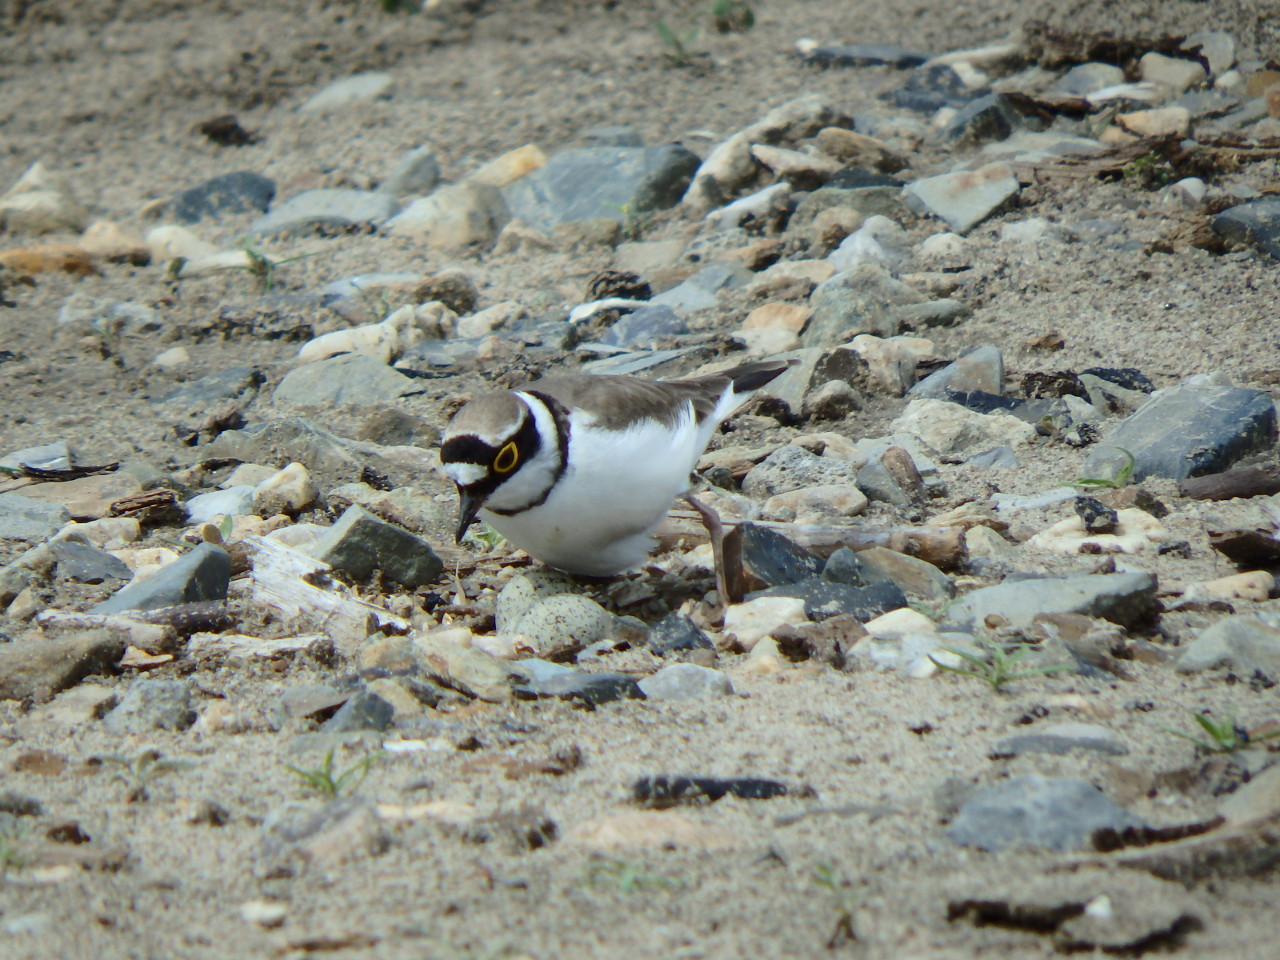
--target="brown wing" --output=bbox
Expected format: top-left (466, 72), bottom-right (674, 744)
top-left (520, 359), bottom-right (794, 431)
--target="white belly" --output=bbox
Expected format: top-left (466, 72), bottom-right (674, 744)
top-left (483, 409), bottom-right (713, 576)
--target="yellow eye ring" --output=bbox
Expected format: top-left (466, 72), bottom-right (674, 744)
top-left (493, 441), bottom-right (519, 474)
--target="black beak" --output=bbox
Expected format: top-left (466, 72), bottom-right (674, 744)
top-left (454, 487), bottom-right (485, 543)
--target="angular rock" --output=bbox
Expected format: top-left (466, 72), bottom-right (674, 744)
top-left (892, 398), bottom-right (1035, 455)
top-left (886, 64), bottom-right (971, 113)
top-left (945, 572), bottom-right (1157, 629)
top-left (155, 366), bottom-right (262, 407)
top-left (514, 671), bottom-right (645, 707)
top-left (741, 445), bottom-right (857, 498)
top-left (1084, 382), bottom-right (1276, 482)
top-left (854, 546), bottom-right (953, 600)
top-left (0, 631), bottom-right (124, 701)
top-left (249, 189), bottom-right (399, 238)
top-left (273, 354), bottom-right (423, 407)
top-left (731, 522), bottom-right (825, 588)
top-left (385, 181), bottom-right (509, 250)
top-left (185, 487), bottom-right (255, 524)
top-left (947, 775), bottom-right (1144, 852)
top-left (647, 614), bottom-right (714, 655)
top-left (310, 505), bottom-right (443, 589)
top-left (1175, 614), bottom-right (1280, 678)
top-left (750, 576), bottom-right (908, 621)
top-left (321, 689), bottom-right (394, 733)
top-left (50, 540), bottom-right (132, 583)
top-left (0, 161), bottom-right (89, 234)
top-left (172, 172), bottom-right (276, 224)
top-left (942, 93), bottom-right (1045, 145)
top-left (0, 440), bottom-right (71, 472)
top-left (1048, 63), bottom-right (1126, 96)
top-left (503, 145), bottom-right (698, 230)
top-left (827, 215), bottom-right (909, 271)
top-left (1138, 52), bottom-right (1206, 94)
top-left (903, 162), bottom-right (1020, 234)
top-left (650, 262), bottom-right (750, 314)
top-left (103, 680), bottom-right (196, 733)
top-left (908, 345), bottom-right (1003, 399)
top-left (1212, 199), bottom-right (1280, 260)
top-left (92, 542), bottom-right (230, 613)
top-left (596, 304), bottom-right (687, 348)
top-left (804, 263), bottom-right (927, 346)
top-left (638, 663), bottom-right (733, 701)
top-left (0, 492), bottom-right (71, 543)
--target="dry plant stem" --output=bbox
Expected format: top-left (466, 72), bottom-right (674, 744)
top-left (682, 492), bottom-right (737, 615)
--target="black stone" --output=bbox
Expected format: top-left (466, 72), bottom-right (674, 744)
top-left (826, 168), bottom-right (905, 190)
top-left (1211, 199), bottom-right (1280, 260)
top-left (1075, 496), bottom-right (1119, 534)
top-left (633, 775), bottom-right (789, 807)
top-left (941, 93), bottom-right (1046, 145)
top-left (943, 390), bottom-right (1021, 414)
top-left (802, 44), bottom-right (929, 69)
top-left (749, 576), bottom-right (907, 621)
top-left (885, 64), bottom-right (974, 113)
top-left (172, 171), bottom-right (276, 224)
top-left (820, 547), bottom-right (871, 586)
top-left (51, 540), bottom-right (133, 584)
top-left (648, 614), bottom-right (714, 655)
top-left (513, 671), bottom-right (645, 708)
top-left (92, 542), bottom-right (230, 614)
top-left (734, 522), bottom-right (826, 588)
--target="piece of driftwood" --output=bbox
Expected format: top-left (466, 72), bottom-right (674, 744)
top-left (1207, 528), bottom-right (1280, 565)
top-left (239, 535), bottom-right (409, 648)
top-left (187, 631), bottom-right (331, 662)
top-left (1179, 464), bottom-right (1280, 501)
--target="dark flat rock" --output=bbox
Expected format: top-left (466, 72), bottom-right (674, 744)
top-left (1212, 199), bottom-right (1280, 260)
top-left (92, 542), bottom-right (230, 613)
top-left (172, 171), bottom-right (276, 224)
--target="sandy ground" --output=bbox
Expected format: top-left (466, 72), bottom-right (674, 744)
top-left (1, 1), bottom-right (1279, 958)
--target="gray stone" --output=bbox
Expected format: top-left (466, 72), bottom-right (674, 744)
top-left (58, 297), bottom-right (162, 336)
top-left (597, 304), bottom-right (687, 348)
top-left (791, 185), bottom-right (906, 226)
top-left (1212, 200), bottom-right (1280, 260)
top-left (300, 71), bottom-right (394, 114)
top-left (735, 522), bottom-right (826, 587)
top-left (385, 181), bottom-right (509, 250)
top-left (647, 614), bottom-right (714, 655)
top-left (802, 44), bottom-right (928, 68)
top-left (0, 631), bottom-right (124, 701)
top-left (271, 684), bottom-right (349, 727)
top-left (854, 546), bottom-right (953, 600)
top-left (1084, 382), bottom-right (1277, 482)
top-left (947, 775), bottom-right (1145, 852)
top-left (92, 542), bottom-right (231, 613)
top-left (885, 64), bottom-right (970, 113)
top-left (311, 505), bottom-right (443, 588)
top-left (908, 345), bottom-right (1004, 399)
top-left (1175, 615), bottom-right (1280, 678)
top-left (903, 162), bottom-right (1020, 234)
top-left (0, 440), bottom-right (70, 472)
top-left (184, 486), bottom-right (255, 524)
top-left (750, 576), bottom-right (908, 621)
top-left (966, 445), bottom-right (1020, 469)
top-left (804, 263), bottom-right (926, 347)
top-left (381, 146), bottom-right (440, 199)
top-left (995, 722), bottom-right (1128, 757)
top-left (580, 125), bottom-right (644, 147)
top-left (945, 572), bottom-right (1157, 630)
top-left (172, 171), bottom-right (276, 224)
top-left (742, 445), bottom-right (857, 498)
top-left (942, 93), bottom-right (1045, 145)
top-left (0, 492), bottom-right (70, 543)
top-left (321, 689), bottom-right (394, 733)
top-left (273, 354), bottom-right (424, 407)
top-left (894, 298), bottom-right (970, 328)
top-left (249, 189), bottom-right (399, 238)
top-left (509, 658), bottom-right (576, 685)
top-left (51, 540), bottom-right (132, 583)
top-left (155, 366), bottom-right (262, 407)
top-left (638, 663), bottom-right (733, 701)
top-left (1182, 30), bottom-right (1235, 77)
top-left (650, 262), bottom-right (751, 315)
top-left (503, 145), bottom-right (698, 230)
top-left (1048, 63), bottom-right (1126, 97)
top-left (514, 671), bottom-right (646, 706)
top-left (103, 680), bottom-right (197, 733)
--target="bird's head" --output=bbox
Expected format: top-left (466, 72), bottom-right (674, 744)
top-left (440, 392), bottom-right (540, 542)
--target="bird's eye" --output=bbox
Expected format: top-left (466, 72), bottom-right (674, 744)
top-left (493, 441), bottom-right (519, 473)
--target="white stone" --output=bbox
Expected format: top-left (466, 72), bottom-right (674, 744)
top-left (298, 306), bottom-right (426, 365)
top-left (222, 463), bottom-right (277, 489)
top-left (456, 301), bottom-right (526, 339)
top-left (185, 487), bottom-right (255, 525)
top-left (0, 161), bottom-right (89, 234)
top-left (239, 899), bottom-right (288, 927)
top-left (252, 462), bottom-right (316, 516)
top-left (965, 525), bottom-right (1016, 558)
top-left (176, 249), bottom-right (255, 278)
top-left (1138, 52), bottom-right (1207, 94)
top-left (917, 232), bottom-right (971, 259)
top-left (1117, 106), bottom-right (1191, 138)
top-left (1183, 31), bottom-right (1235, 77)
top-left (1182, 571), bottom-right (1273, 603)
top-left (1025, 508), bottom-right (1167, 555)
top-left (638, 663), bottom-right (734, 700)
top-left (1163, 177), bottom-right (1207, 207)
top-left (467, 144), bottom-right (547, 188)
top-left (299, 71), bottom-right (394, 114)
top-left (890, 398), bottom-right (1036, 455)
top-left (750, 143), bottom-right (841, 179)
top-left (385, 181), bottom-right (509, 250)
top-left (903, 162), bottom-right (1020, 234)
top-left (827, 215), bottom-right (909, 270)
top-left (705, 182), bottom-right (792, 230)
top-left (864, 607), bottom-right (937, 640)
top-left (152, 347), bottom-right (190, 368)
top-left (145, 225), bottom-right (218, 261)
top-left (847, 334), bottom-right (933, 396)
top-left (722, 596), bottom-right (808, 651)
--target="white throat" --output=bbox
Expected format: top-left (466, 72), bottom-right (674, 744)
top-left (481, 392), bottom-right (563, 514)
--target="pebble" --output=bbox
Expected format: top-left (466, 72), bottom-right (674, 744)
top-left (0, 630), bottom-right (123, 701)
top-left (381, 145), bottom-right (441, 199)
top-left (171, 171), bottom-right (276, 224)
top-left (299, 71), bottom-right (394, 113)
top-left (1048, 62), bottom-right (1126, 96)
top-left (995, 721), bottom-right (1128, 757)
top-left (252, 462), bottom-right (316, 516)
top-left (385, 181), bottom-right (509, 250)
top-left (185, 486), bottom-right (255, 524)
top-left (799, 41), bottom-right (928, 68)
top-left (1211, 199), bottom-right (1280, 260)
top-left (321, 689), bottom-right (395, 733)
top-left (152, 346), bottom-right (190, 368)
top-left (763, 483), bottom-right (868, 522)
top-left (597, 303), bottom-right (687, 348)
top-left (637, 663), bottom-right (733, 701)
top-left (298, 304), bottom-right (440, 365)
top-left (273, 354), bottom-right (424, 406)
top-left (847, 334), bottom-right (932, 396)
top-left (827, 215), bottom-right (909, 271)
top-left (741, 444), bottom-right (857, 498)
top-left (78, 220), bottom-right (148, 262)
top-left (309, 505), bottom-right (443, 589)
top-left (92, 542), bottom-right (230, 614)
top-left (514, 671), bottom-right (645, 707)
top-left (750, 577), bottom-right (907, 622)
top-left (103, 680), bottom-right (197, 733)
top-left (0, 161), bottom-right (89, 234)
top-left (1183, 31), bottom-right (1236, 77)
top-left (1116, 106), bottom-right (1191, 138)
top-left (50, 540), bottom-right (132, 583)
top-left (565, 811), bottom-right (735, 851)
top-left (903, 161), bottom-right (1020, 234)
top-left (0, 493), bottom-right (71, 543)
top-left (945, 571), bottom-right (1158, 630)
top-left (854, 546), bottom-right (953, 600)
top-left (502, 145), bottom-right (698, 231)
top-left (468, 143), bottom-right (548, 188)
top-left (886, 63), bottom-right (970, 113)
top-left (942, 93), bottom-right (1043, 145)
top-left (156, 366), bottom-right (262, 407)
top-left (946, 775), bottom-right (1145, 852)
top-left (249, 188), bottom-right (399, 238)
top-left (258, 797), bottom-right (389, 871)
top-left (1026, 508), bottom-right (1167, 555)
top-left (908, 345), bottom-right (1003, 399)
top-left (804, 263), bottom-right (926, 346)
top-left (648, 614), bottom-right (714, 655)
top-left (1138, 53), bottom-right (1207, 95)
top-left (1182, 571), bottom-right (1274, 604)
top-left (1084, 381), bottom-right (1276, 482)
top-left (750, 143), bottom-right (841, 187)
top-left (891, 398), bottom-right (1036, 455)
top-left (722, 596), bottom-right (808, 650)
top-left (651, 262), bottom-right (750, 314)
top-left (1175, 614), bottom-right (1280, 676)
